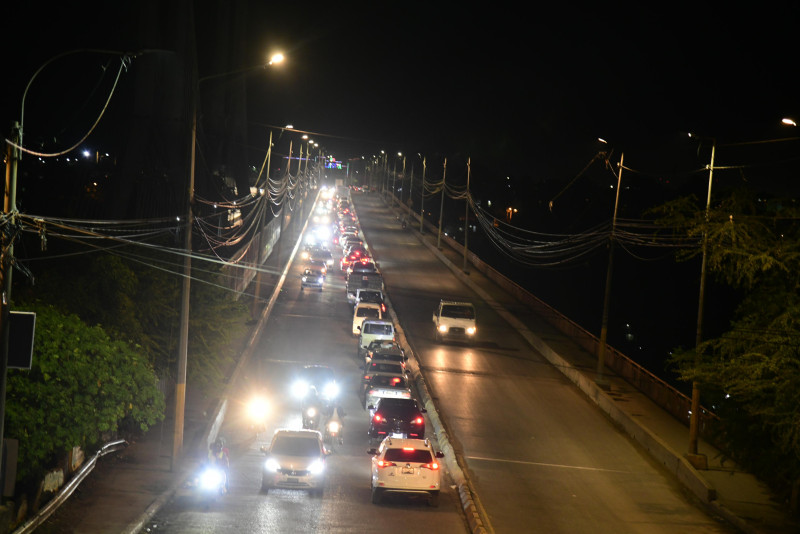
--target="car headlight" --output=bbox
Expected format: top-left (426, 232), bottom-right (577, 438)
top-left (308, 459), bottom-right (325, 475)
top-left (306, 406), bottom-right (317, 417)
top-left (327, 420), bottom-right (340, 433)
top-left (467, 327), bottom-right (476, 335)
top-left (264, 457), bottom-right (280, 473)
top-left (438, 325), bottom-right (447, 333)
top-left (292, 380), bottom-right (309, 399)
top-left (318, 277), bottom-right (324, 283)
top-left (323, 382), bottom-right (340, 399)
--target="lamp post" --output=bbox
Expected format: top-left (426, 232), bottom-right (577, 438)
top-left (172, 52), bottom-right (284, 468)
top-left (462, 157), bottom-right (471, 273)
top-left (686, 134), bottom-right (715, 469)
top-left (596, 152), bottom-right (624, 386)
top-left (419, 157), bottom-right (427, 234)
top-left (437, 158), bottom-right (447, 249)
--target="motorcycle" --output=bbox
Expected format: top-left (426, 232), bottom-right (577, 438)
top-left (324, 417), bottom-right (344, 449)
top-left (183, 463), bottom-right (228, 505)
top-left (302, 404), bottom-right (322, 430)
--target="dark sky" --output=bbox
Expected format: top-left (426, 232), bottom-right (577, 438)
top-left (2, 2), bottom-right (798, 186)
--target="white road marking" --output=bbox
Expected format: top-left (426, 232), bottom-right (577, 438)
top-left (467, 455), bottom-right (631, 474)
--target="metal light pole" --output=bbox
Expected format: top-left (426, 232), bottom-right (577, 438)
top-left (596, 152), bottom-right (624, 385)
top-left (173, 53), bottom-right (285, 468)
top-left (462, 157), bottom-right (471, 273)
top-left (419, 157), bottom-right (426, 234)
top-left (687, 137), bottom-right (715, 468)
top-left (437, 158), bottom-right (447, 249)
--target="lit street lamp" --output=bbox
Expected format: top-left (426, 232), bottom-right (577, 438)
top-left (173, 51), bottom-right (285, 468)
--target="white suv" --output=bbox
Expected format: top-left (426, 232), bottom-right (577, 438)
top-left (432, 300), bottom-right (476, 344)
top-left (369, 437), bottom-right (444, 507)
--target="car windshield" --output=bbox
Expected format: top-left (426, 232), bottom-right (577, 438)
top-left (271, 436), bottom-right (321, 457)
top-left (384, 448), bottom-right (432, 463)
top-left (371, 375), bottom-right (406, 388)
top-left (377, 403), bottom-right (418, 417)
top-left (441, 305), bottom-right (475, 319)
top-left (370, 362), bottom-right (401, 373)
top-left (364, 323), bottom-right (393, 335)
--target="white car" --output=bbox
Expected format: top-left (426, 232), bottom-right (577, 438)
top-left (369, 437), bottom-right (444, 507)
top-left (353, 301), bottom-right (382, 335)
top-left (261, 429), bottom-right (328, 495)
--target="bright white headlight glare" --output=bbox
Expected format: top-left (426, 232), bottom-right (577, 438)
top-left (467, 327), bottom-right (476, 335)
top-left (292, 380), bottom-right (309, 399)
top-left (200, 467), bottom-right (224, 489)
top-left (264, 457), bottom-right (280, 473)
top-left (323, 382), bottom-right (340, 399)
top-left (327, 421), bottom-right (340, 433)
top-left (308, 459), bottom-right (325, 475)
top-left (306, 406), bottom-right (317, 417)
top-left (438, 325), bottom-right (447, 333)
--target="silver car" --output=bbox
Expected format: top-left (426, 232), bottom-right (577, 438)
top-left (261, 429), bottom-right (328, 495)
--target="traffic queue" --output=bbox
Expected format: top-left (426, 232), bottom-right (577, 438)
top-left (266, 187), bottom-right (443, 507)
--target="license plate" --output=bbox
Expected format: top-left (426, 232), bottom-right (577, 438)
top-left (401, 467), bottom-right (414, 474)
top-left (391, 432), bottom-right (404, 438)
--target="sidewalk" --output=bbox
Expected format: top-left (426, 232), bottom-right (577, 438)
top-left (396, 199), bottom-right (799, 534)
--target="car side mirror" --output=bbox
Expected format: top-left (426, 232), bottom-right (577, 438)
top-left (356, 325), bottom-right (361, 332)
top-left (421, 408), bottom-right (427, 413)
top-left (435, 451), bottom-right (444, 458)
top-left (368, 448), bottom-right (378, 455)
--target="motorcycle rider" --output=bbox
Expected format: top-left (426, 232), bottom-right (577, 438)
top-left (302, 387), bottom-right (324, 430)
top-left (325, 405), bottom-right (346, 445)
top-left (208, 437), bottom-right (230, 492)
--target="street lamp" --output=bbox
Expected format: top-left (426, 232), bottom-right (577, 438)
top-left (685, 132), bottom-right (715, 470)
top-left (173, 52), bottom-right (285, 468)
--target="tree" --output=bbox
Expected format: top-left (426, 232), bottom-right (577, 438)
top-left (651, 188), bottom-right (800, 498)
top-left (5, 302), bottom-right (165, 481)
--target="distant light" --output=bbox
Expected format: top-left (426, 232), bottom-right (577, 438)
top-left (269, 53), bottom-right (285, 65)
top-left (286, 124), bottom-right (294, 129)
top-left (598, 138), bottom-right (608, 144)
top-left (82, 150), bottom-right (91, 158)
top-left (782, 118), bottom-right (797, 127)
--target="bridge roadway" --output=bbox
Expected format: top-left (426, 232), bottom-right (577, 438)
top-left (32, 188), bottom-right (795, 533)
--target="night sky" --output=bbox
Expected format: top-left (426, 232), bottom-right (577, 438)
top-left (3, 2), bottom-right (797, 179)
top-left (2, 2), bottom-right (799, 383)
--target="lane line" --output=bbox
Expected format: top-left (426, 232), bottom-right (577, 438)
top-left (467, 455), bottom-right (631, 474)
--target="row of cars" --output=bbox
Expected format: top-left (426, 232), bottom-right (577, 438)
top-left (335, 192), bottom-right (445, 507)
top-left (260, 189), bottom-right (444, 506)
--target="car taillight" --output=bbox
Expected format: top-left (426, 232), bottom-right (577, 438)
top-left (422, 462), bottom-right (439, 470)
top-left (373, 414), bottom-right (383, 423)
top-left (412, 417), bottom-right (424, 425)
top-left (377, 460), bottom-right (396, 468)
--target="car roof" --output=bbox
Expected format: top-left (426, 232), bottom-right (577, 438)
top-left (272, 428), bottom-right (323, 439)
top-left (379, 437), bottom-right (433, 450)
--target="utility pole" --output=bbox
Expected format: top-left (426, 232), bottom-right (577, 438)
top-left (462, 157), bottom-right (471, 273)
top-left (0, 122), bottom-right (21, 492)
top-left (687, 139), bottom-right (716, 470)
top-left (596, 152), bottom-right (623, 386)
top-left (437, 158), bottom-right (447, 249)
top-left (250, 131), bottom-right (273, 320)
top-left (419, 157), bottom-right (426, 234)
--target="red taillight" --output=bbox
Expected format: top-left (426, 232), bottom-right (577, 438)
top-left (377, 460), bottom-right (396, 468)
top-left (422, 462), bottom-right (439, 470)
top-left (390, 377), bottom-right (401, 385)
top-left (381, 304), bottom-right (386, 313)
top-left (412, 417), bottom-right (424, 425)
top-left (373, 414), bottom-right (383, 423)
